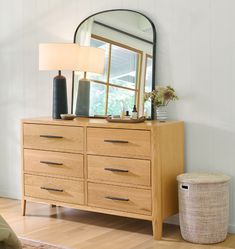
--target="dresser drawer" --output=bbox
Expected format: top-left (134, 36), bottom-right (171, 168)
top-left (24, 174), bottom-right (84, 205)
top-left (88, 183), bottom-right (151, 215)
top-left (88, 155), bottom-right (151, 186)
top-left (87, 128), bottom-right (151, 159)
top-left (23, 124), bottom-right (84, 153)
top-left (24, 149), bottom-right (84, 178)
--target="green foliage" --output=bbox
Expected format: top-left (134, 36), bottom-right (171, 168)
top-left (107, 88), bottom-right (135, 115)
top-left (144, 86), bottom-right (179, 107)
top-left (89, 83), bottom-right (135, 116)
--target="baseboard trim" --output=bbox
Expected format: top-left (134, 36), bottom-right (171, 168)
top-left (0, 189), bottom-right (21, 200)
top-left (164, 214), bottom-right (235, 234)
top-left (229, 224), bottom-right (235, 234)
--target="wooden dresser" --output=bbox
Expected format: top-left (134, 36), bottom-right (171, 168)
top-left (21, 117), bottom-right (184, 239)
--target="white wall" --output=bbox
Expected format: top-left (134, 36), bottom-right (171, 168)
top-left (0, 0), bottom-right (235, 233)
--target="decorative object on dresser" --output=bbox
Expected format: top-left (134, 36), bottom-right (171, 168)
top-left (39, 43), bottom-right (81, 119)
top-left (106, 116), bottom-right (146, 123)
top-left (21, 117), bottom-right (184, 240)
top-left (75, 46), bottom-right (105, 117)
top-left (144, 86), bottom-right (178, 121)
top-left (72, 9), bottom-right (156, 119)
top-left (60, 114), bottom-right (76, 120)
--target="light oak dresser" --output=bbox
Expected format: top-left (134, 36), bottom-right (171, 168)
top-left (21, 117), bottom-right (184, 239)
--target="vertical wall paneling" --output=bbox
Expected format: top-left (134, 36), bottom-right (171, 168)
top-left (0, 0), bottom-right (235, 233)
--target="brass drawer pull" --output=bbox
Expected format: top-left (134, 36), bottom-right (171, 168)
top-left (104, 139), bottom-right (129, 143)
top-left (105, 196), bottom-right (129, 201)
top-left (104, 167), bottom-right (129, 173)
top-left (40, 135), bottom-right (63, 139)
top-left (40, 161), bottom-right (63, 166)
top-left (40, 187), bottom-right (63, 192)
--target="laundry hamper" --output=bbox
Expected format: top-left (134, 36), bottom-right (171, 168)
top-left (177, 173), bottom-right (230, 244)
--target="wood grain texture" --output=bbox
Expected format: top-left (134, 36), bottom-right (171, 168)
top-left (151, 121), bottom-right (184, 239)
top-left (21, 122), bottom-right (25, 216)
top-left (24, 196), bottom-right (152, 221)
top-left (87, 127), bottom-right (151, 159)
top-left (88, 182), bottom-right (152, 215)
top-left (151, 124), bottom-right (163, 239)
top-left (21, 117), bottom-right (184, 240)
top-left (23, 124), bottom-right (84, 153)
top-left (24, 174), bottom-right (84, 205)
top-left (160, 122), bottom-right (184, 219)
top-left (24, 149), bottom-right (84, 178)
top-left (22, 117), bottom-right (181, 130)
top-left (87, 155), bottom-right (151, 186)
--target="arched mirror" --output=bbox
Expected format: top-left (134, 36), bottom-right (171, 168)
top-left (71, 9), bottom-right (156, 119)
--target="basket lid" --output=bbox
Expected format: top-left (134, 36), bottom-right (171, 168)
top-left (177, 172), bottom-right (230, 184)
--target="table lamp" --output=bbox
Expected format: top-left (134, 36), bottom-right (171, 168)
top-left (75, 46), bottom-right (105, 116)
top-left (39, 43), bottom-right (80, 119)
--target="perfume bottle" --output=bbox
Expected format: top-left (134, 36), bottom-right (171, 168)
top-left (124, 111), bottom-right (131, 120)
top-left (131, 105), bottom-right (138, 119)
top-left (120, 101), bottom-right (125, 119)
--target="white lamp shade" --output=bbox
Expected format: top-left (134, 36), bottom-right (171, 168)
top-left (76, 46), bottom-right (105, 74)
top-left (39, 43), bottom-right (105, 74)
top-left (39, 43), bottom-right (81, 71)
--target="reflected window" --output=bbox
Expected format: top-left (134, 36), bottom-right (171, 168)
top-left (84, 35), bottom-right (142, 116)
top-left (108, 86), bottom-right (135, 115)
top-left (87, 39), bottom-right (109, 82)
top-left (89, 82), bottom-right (106, 116)
top-left (110, 45), bottom-right (139, 89)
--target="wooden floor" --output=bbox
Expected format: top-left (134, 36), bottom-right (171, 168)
top-left (0, 198), bottom-right (235, 249)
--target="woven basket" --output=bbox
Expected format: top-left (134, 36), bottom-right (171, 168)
top-left (177, 173), bottom-right (230, 244)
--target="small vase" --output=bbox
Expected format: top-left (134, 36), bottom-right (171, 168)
top-left (156, 105), bottom-right (168, 121)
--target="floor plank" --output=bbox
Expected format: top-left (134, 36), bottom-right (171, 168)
top-left (0, 198), bottom-right (234, 249)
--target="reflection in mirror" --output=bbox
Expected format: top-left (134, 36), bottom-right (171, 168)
top-left (72, 10), bottom-right (156, 119)
top-left (144, 55), bottom-right (153, 117)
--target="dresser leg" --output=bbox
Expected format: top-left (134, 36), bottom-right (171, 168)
top-left (22, 200), bottom-right (26, 216)
top-left (152, 219), bottom-right (162, 240)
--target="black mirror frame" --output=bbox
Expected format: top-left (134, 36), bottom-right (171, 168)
top-left (71, 9), bottom-right (157, 120)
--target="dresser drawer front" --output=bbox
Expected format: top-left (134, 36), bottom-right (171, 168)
top-left (24, 149), bottom-right (84, 178)
top-left (24, 174), bottom-right (84, 205)
top-left (87, 128), bottom-right (151, 159)
top-left (88, 155), bottom-right (151, 186)
top-left (23, 124), bottom-right (84, 153)
top-left (88, 183), bottom-right (151, 215)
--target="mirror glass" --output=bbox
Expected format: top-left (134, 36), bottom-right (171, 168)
top-left (72, 10), bottom-right (156, 119)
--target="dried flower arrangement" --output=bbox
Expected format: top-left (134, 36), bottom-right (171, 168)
top-left (144, 86), bottom-right (179, 107)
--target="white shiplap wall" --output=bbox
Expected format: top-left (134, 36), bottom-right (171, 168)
top-left (0, 0), bottom-right (235, 232)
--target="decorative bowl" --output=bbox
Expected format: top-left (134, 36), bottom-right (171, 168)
top-left (60, 114), bottom-right (76, 120)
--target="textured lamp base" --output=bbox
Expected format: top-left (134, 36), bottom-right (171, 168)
top-left (75, 79), bottom-right (90, 116)
top-left (53, 75), bottom-right (68, 119)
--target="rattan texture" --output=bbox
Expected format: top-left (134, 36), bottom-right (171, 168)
top-left (177, 173), bottom-right (230, 244)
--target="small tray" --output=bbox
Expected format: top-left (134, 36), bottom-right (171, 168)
top-left (106, 116), bottom-right (146, 123)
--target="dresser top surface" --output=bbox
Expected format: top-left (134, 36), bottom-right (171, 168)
top-left (22, 117), bottom-right (183, 130)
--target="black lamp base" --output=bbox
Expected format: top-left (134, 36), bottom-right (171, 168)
top-left (53, 73), bottom-right (68, 119)
top-left (75, 79), bottom-right (90, 116)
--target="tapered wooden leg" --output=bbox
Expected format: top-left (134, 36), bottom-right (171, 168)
top-left (22, 200), bottom-right (26, 216)
top-left (152, 218), bottom-right (162, 240)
